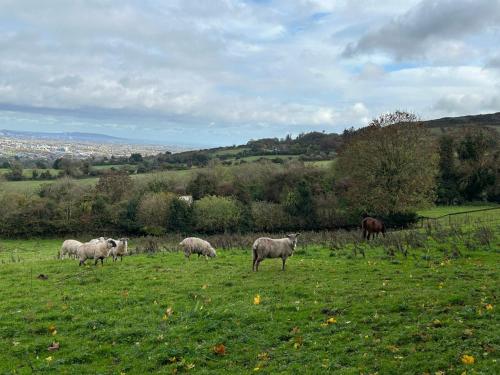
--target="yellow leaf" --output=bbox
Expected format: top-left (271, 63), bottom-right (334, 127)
top-left (253, 367), bottom-right (260, 372)
top-left (485, 304), bottom-right (493, 311)
top-left (253, 294), bottom-right (261, 305)
top-left (461, 354), bottom-right (475, 365)
top-left (202, 284), bottom-right (208, 289)
top-left (45, 356), bottom-right (53, 362)
top-left (326, 317), bottom-right (337, 325)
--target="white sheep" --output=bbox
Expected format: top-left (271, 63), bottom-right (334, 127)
top-left (60, 239), bottom-right (83, 259)
top-left (77, 239), bottom-right (117, 266)
top-left (179, 237), bottom-right (217, 260)
top-left (107, 238), bottom-right (129, 262)
top-left (252, 233), bottom-right (300, 272)
top-left (89, 237), bottom-right (106, 244)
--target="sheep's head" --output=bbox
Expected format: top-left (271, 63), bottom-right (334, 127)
top-left (107, 239), bottom-right (117, 249)
top-left (287, 233), bottom-right (300, 251)
top-left (209, 247), bottom-right (217, 258)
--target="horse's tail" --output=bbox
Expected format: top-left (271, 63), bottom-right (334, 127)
top-left (361, 218), bottom-right (367, 230)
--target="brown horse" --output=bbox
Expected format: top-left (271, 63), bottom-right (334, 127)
top-left (361, 216), bottom-right (386, 240)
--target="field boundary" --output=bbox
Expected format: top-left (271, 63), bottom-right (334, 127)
top-left (418, 206), bottom-right (500, 226)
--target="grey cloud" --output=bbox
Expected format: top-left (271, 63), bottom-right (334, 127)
top-left (343, 0), bottom-right (500, 59)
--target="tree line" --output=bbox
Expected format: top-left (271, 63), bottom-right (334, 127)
top-left (0, 112), bottom-right (498, 237)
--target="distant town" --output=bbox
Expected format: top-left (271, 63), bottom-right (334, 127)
top-left (0, 130), bottom-right (183, 160)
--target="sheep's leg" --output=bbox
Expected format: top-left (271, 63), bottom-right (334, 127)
top-left (255, 258), bottom-right (262, 272)
top-left (281, 257), bottom-right (287, 271)
top-left (120, 255), bottom-right (123, 261)
top-left (252, 257), bottom-right (257, 271)
top-left (100, 258), bottom-right (104, 266)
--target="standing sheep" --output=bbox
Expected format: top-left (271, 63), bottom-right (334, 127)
top-left (77, 239), bottom-right (117, 266)
top-left (252, 234), bottom-right (300, 272)
top-left (107, 238), bottom-right (129, 262)
top-left (60, 239), bottom-right (82, 259)
top-left (179, 237), bottom-right (217, 260)
top-left (89, 237), bottom-right (106, 244)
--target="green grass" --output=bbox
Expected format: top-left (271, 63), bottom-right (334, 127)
top-left (0, 224), bottom-right (498, 374)
top-left (0, 168), bottom-right (200, 195)
top-left (418, 204), bottom-right (499, 218)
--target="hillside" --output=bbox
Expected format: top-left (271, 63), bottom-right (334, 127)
top-left (159, 111), bottom-right (500, 167)
top-left (424, 112), bottom-right (500, 130)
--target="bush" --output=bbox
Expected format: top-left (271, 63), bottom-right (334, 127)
top-left (137, 192), bottom-right (176, 235)
top-left (251, 201), bottom-right (292, 232)
top-left (193, 195), bottom-right (242, 233)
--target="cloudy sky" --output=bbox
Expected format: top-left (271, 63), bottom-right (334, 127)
top-left (1, 0), bottom-right (499, 146)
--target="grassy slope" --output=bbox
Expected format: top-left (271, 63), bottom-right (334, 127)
top-left (0, 226), bottom-right (498, 374)
top-left (418, 204), bottom-right (499, 218)
top-left (0, 168), bottom-right (200, 194)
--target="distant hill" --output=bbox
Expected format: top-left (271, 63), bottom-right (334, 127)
top-left (146, 111), bottom-right (500, 169)
top-left (0, 129), bottom-right (129, 144)
top-left (423, 112), bottom-right (500, 131)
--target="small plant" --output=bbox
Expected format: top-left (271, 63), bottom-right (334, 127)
top-left (474, 226), bottom-right (494, 248)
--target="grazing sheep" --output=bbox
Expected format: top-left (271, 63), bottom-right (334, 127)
top-left (89, 237), bottom-right (106, 244)
top-left (252, 233), bottom-right (300, 272)
top-left (60, 239), bottom-right (83, 259)
top-left (179, 237), bottom-right (217, 260)
top-left (77, 239), bottom-right (117, 266)
top-left (107, 238), bottom-right (129, 262)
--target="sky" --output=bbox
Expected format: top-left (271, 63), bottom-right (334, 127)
top-left (0, 0), bottom-right (499, 146)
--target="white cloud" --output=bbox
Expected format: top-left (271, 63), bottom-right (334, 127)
top-left (0, 0), bottom-right (498, 145)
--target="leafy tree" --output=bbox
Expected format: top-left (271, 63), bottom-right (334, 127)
top-left (187, 172), bottom-right (218, 200)
top-left (456, 129), bottom-right (498, 201)
top-left (336, 111), bottom-right (438, 215)
top-left (168, 198), bottom-right (193, 232)
top-left (436, 135), bottom-right (461, 204)
top-left (95, 171), bottom-right (133, 203)
top-left (129, 153), bottom-right (143, 163)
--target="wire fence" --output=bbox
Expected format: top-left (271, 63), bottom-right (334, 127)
top-left (417, 206), bottom-right (500, 228)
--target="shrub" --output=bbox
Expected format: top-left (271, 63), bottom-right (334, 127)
top-left (137, 192), bottom-right (176, 235)
top-left (251, 201), bottom-right (292, 232)
top-left (193, 195), bottom-right (242, 233)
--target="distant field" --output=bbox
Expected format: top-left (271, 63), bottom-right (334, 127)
top-left (417, 204), bottom-right (499, 218)
top-left (0, 168), bottom-right (200, 194)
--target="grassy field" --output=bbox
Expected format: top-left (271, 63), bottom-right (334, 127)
top-left (418, 204), bottom-right (500, 218)
top-left (0, 214), bottom-right (498, 374)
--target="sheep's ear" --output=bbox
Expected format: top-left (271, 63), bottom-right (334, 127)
top-left (108, 239), bottom-right (117, 247)
top-left (295, 233), bottom-right (301, 237)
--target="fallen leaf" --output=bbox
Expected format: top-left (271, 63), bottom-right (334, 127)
top-left (253, 294), bottom-right (261, 305)
top-left (257, 352), bottom-right (269, 361)
top-left (48, 342), bottom-right (60, 351)
top-left (485, 304), bottom-right (493, 311)
top-left (461, 354), bottom-right (475, 365)
top-left (48, 324), bottom-right (57, 335)
top-left (213, 343), bottom-right (226, 356)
